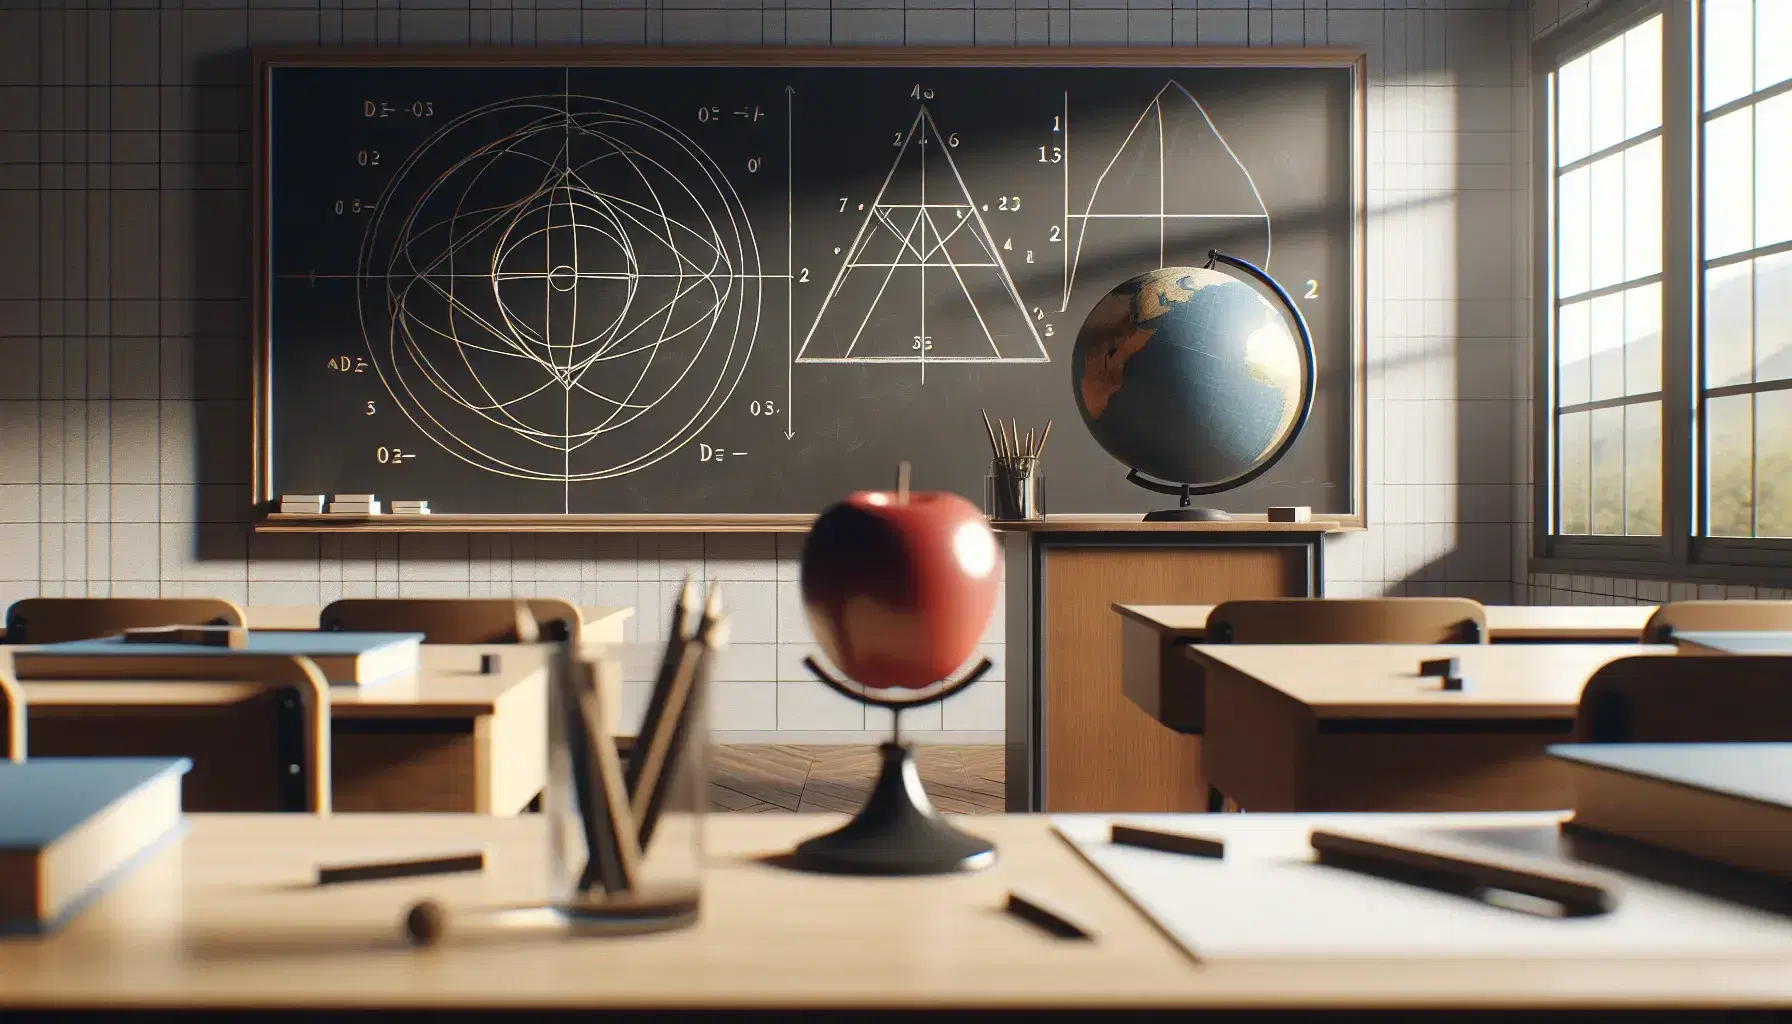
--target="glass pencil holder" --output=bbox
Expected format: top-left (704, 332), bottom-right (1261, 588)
top-left (544, 648), bottom-right (705, 934)
top-left (986, 458), bottom-right (1044, 520)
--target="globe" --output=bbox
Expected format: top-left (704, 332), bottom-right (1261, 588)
top-left (1072, 265), bottom-right (1307, 490)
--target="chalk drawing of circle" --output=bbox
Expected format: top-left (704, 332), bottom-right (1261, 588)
top-left (490, 186), bottom-right (640, 370)
top-left (354, 92), bottom-right (763, 486)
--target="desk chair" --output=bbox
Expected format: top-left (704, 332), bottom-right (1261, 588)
top-left (0, 663), bottom-right (21, 762)
top-left (3, 597), bottom-right (246, 645)
top-left (10, 651), bottom-right (332, 813)
top-left (320, 598), bottom-right (581, 643)
top-left (1640, 599), bottom-right (1792, 643)
top-left (1204, 598), bottom-right (1489, 644)
top-left (1577, 654), bottom-right (1792, 743)
top-left (1199, 597), bottom-right (1488, 812)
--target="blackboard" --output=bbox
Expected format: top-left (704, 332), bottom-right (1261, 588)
top-left (255, 49), bottom-right (1364, 521)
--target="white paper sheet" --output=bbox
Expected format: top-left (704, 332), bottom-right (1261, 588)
top-left (1051, 813), bottom-right (1792, 960)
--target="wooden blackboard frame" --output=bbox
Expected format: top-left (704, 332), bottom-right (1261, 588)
top-left (251, 47), bottom-right (1367, 533)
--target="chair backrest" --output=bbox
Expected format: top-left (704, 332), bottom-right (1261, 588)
top-left (12, 651), bottom-right (332, 813)
top-left (1577, 654), bottom-right (1792, 743)
top-left (319, 598), bottom-right (578, 643)
top-left (1640, 599), bottom-right (1792, 643)
top-left (1204, 598), bottom-right (1489, 644)
top-left (0, 660), bottom-right (21, 762)
top-left (4, 597), bottom-right (246, 645)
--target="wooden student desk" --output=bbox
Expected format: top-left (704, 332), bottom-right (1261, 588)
top-left (1190, 642), bottom-right (1675, 812)
top-left (5, 812), bottom-right (1788, 1015)
top-left (244, 604), bottom-right (634, 638)
top-left (15, 637), bottom-right (632, 815)
top-left (1117, 603), bottom-right (1658, 734)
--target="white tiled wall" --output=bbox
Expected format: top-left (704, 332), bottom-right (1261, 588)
top-left (0, 0), bottom-right (1535, 742)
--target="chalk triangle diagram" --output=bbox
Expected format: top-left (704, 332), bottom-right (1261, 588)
top-left (796, 107), bottom-right (1048, 365)
top-left (1064, 81), bottom-right (1271, 312)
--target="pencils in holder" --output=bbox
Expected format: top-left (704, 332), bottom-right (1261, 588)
top-left (982, 411), bottom-right (1049, 520)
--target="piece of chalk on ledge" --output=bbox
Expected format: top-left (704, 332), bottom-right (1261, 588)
top-left (316, 850), bottom-right (486, 886)
top-left (1267, 506), bottom-right (1312, 523)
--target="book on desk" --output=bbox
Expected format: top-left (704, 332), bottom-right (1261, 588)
top-left (34, 631), bottom-right (425, 687)
top-left (0, 757), bottom-right (190, 934)
top-left (1551, 742), bottom-right (1792, 882)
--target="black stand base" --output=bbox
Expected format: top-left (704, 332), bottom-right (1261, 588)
top-left (1143, 507), bottom-right (1233, 522)
top-left (783, 742), bottom-right (997, 876)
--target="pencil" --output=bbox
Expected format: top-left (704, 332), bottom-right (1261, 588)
top-left (998, 419), bottom-right (1012, 459)
top-left (1037, 420), bottom-right (1052, 458)
top-left (1004, 889), bottom-right (1095, 940)
top-left (980, 409), bottom-right (1001, 459)
top-left (1309, 830), bottom-right (1615, 918)
top-left (317, 851), bottom-right (486, 886)
top-left (1110, 823), bottom-right (1225, 859)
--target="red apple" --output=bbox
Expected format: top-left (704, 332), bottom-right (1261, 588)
top-left (801, 489), bottom-right (1001, 690)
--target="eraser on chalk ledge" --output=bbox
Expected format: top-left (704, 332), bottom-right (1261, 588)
top-left (1267, 506), bottom-right (1311, 523)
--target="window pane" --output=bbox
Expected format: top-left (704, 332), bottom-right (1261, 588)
top-left (1756, 92), bottom-right (1792, 248)
top-left (1706, 393), bottom-right (1754, 537)
top-left (1757, 389), bottom-right (1792, 538)
top-left (1626, 401), bottom-right (1662, 536)
top-left (1559, 410), bottom-right (1592, 535)
top-left (1623, 137), bottom-right (1661, 280)
top-left (1559, 300), bottom-right (1591, 406)
top-left (1591, 406), bottom-right (1625, 535)
top-left (1625, 282), bottom-right (1662, 395)
top-left (1705, 0), bottom-right (1755, 112)
top-left (1705, 108), bottom-right (1754, 259)
top-left (1758, 0), bottom-right (1792, 93)
top-left (1558, 166), bottom-right (1591, 297)
top-left (1558, 58), bottom-right (1592, 167)
top-left (1590, 292), bottom-right (1626, 401)
top-left (1757, 251), bottom-right (1792, 383)
top-left (1624, 16), bottom-right (1663, 138)
top-left (1589, 152), bottom-right (1625, 290)
top-left (1590, 35), bottom-right (1627, 154)
top-left (1705, 261), bottom-right (1754, 388)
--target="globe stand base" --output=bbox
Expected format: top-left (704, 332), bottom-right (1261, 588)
top-left (1143, 507), bottom-right (1233, 522)
top-left (782, 742), bottom-right (996, 876)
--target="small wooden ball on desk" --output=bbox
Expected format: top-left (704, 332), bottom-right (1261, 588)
top-left (404, 899), bottom-right (448, 946)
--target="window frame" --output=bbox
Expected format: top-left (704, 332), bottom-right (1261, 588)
top-left (1532, 0), bottom-right (1792, 586)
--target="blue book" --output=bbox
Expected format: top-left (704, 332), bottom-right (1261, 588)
top-left (35, 631), bottom-right (425, 686)
top-left (1672, 630), bottom-right (1792, 655)
top-left (1549, 743), bottom-right (1792, 881)
top-left (0, 757), bottom-right (191, 934)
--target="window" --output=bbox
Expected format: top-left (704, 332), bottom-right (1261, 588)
top-left (1536, 0), bottom-right (1792, 581)
top-left (1549, 15), bottom-right (1665, 539)
top-left (1699, 0), bottom-right (1792, 540)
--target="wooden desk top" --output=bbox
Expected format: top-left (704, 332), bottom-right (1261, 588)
top-left (1117, 603), bottom-right (1657, 641)
top-left (1187, 643), bottom-right (1675, 718)
top-left (4, 812), bottom-right (1788, 1011)
top-left (13, 642), bottom-right (618, 719)
top-left (243, 604), bottom-right (634, 633)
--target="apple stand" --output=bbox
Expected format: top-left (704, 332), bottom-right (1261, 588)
top-left (781, 656), bottom-right (998, 876)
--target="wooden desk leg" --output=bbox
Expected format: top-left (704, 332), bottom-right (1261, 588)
top-left (478, 669), bottom-right (549, 816)
top-left (1203, 661), bottom-right (1315, 813)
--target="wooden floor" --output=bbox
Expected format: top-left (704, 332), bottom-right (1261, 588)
top-left (708, 745), bottom-right (1003, 814)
